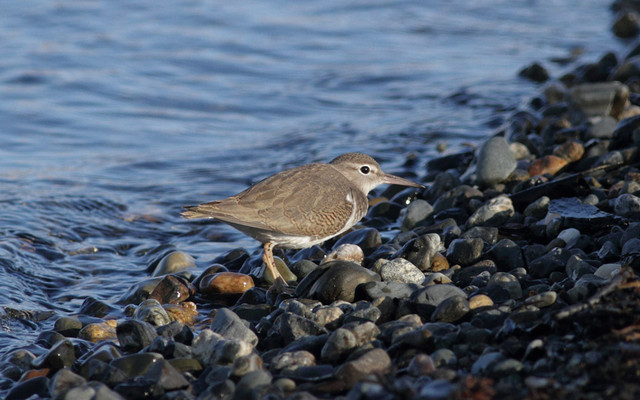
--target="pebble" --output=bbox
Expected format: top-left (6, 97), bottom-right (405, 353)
top-left (614, 193), bottom-right (640, 218)
top-left (446, 238), bottom-right (484, 266)
top-left (395, 233), bottom-right (441, 271)
top-left (469, 294), bottom-right (494, 309)
top-left (594, 263), bottom-right (621, 279)
top-left (335, 348), bottom-right (391, 388)
top-left (148, 274), bottom-right (195, 305)
top-left (153, 251), bottom-right (196, 276)
top-left (465, 195), bottom-right (514, 228)
top-left (401, 199), bottom-right (434, 231)
top-left (304, 261), bottom-right (380, 303)
top-left (488, 272), bottom-right (522, 299)
top-left (528, 155), bottom-right (568, 176)
top-left (210, 308), bottom-right (258, 346)
top-left (431, 295), bottom-right (470, 323)
top-left (133, 299), bottom-right (171, 326)
top-left (476, 136), bottom-right (517, 186)
top-left (410, 284), bottom-right (468, 319)
top-left (78, 320), bottom-right (118, 343)
top-left (524, 291), bottom-right (557, 308)
top-left (374, 258), bottom-right (425, 284)
top-left (199, 272), bottom-right (255, 294)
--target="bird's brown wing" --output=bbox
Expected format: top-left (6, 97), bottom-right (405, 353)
top-left (182, 163), bottom-right (364, 238)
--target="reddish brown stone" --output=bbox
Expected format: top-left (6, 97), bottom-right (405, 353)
top-left (199, 272), bottom-right (255, 295)
top-left (528, 155), bottom-right (568, 177)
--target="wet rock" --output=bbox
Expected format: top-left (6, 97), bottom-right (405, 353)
top-left (566, 255), bottom-right (596, 280)
top-left (407, 353), bottom-right (436, 376)
top-left (430, 253), bottom-right (450, 272)
top-left (614, 193), bottom-right (640, 218)
top-left (144, 358), bottom-right (190, 392)
top-left (320, 328), bottom-right (357, 362)
top-left (528, 155), bottom-right (568, 176)
top-left (594, 263), bottom-right (621, 279)
top-left (487, 239), bottom-right (525, 271)
top-left (5, 376), bottom-right (50, 400)
top-left (488, 272), bottom-right (522, 299)
top-left (333, 228), bottom-right (382, 255)
top-left (148, 336), bottom-right (192, 359)
top-left (229, 353), bottom-right (264, 379)
top-left (622, 237), bottom-right (640, 255)
top-left (613, 10), bottom-right (640, 38)
top-left (431, 296), bottom-right (469, 323)
top-left (360, 281), bottom-right (421, 301)
top-left (374, 258), bottom-right (425, 284)
top-left (133, 299), bottom-right (171, 326)
top-left (446, 238), bottom-right (483, 266)
top-left (78, 320), bottom-right (118, 343)
top-left (79, 297), bottom-right (115, 318)
top-left (519, 62), bottom-right (549, 83)
top-left (589, 116), bottom-right (618, 139)
top-left (401, 199), bottom-right (434, 231)
top-left (153, 251), bottom-right (196, 276)
top-left (460, 226), bottom-right (498, 245)
top-left (529, 249), bottom-right (570, 279)
top-left (322, 244), bottom-right (364, 265)
top-left (199, 272), bottom-right (255, 295)
top-left (290, 259), bottom-right (319, 280)
top-left (469, 294), bottom-right (494, 309)
top-left (410, 284), bottom-right (468, 319)
top-left (277, 312), bottom-right (328, 343)
top-left (524, 291), bottom-right (557, 308)
top-left (32, 339), bottom-right (76, 372)
top-left (163, 301), bottom-right (199, 326)
top-left (453, 260), bottom-right (497, 287)
top-left (149, 274), bottom-right (195, 304)
top-left (553, 140), bottom-right (584, 163)
top-left (335, 348), bottom-right (391, 388)
top-left (116, 320), bottom-right (158, 353)
top-left (476, 136), bottom-right (517, 186)
top-left (54, 316), bottom-right (82, 337)
top-left (110, 352), bottom-right (164, 378)
top-left (271, 351), bottom-right (316, 372)
top-left (210, 308), bottom-right (258, 346)
top-left (304, 261), bottom-right (380, 303)
top-left (117, 277), bottom-right (163, 305)
top-left (234, 370), bottom-right (274, 400)
top-left (394, 233), bottom-right (441, 271)
top-left (62, 382), bottom-right (124, 400)
top-left (49, 368), bottom-right (87, 398)
top-left (465, 196), bottom-right (514, 228)
top-left (568, 81), bottom-right (629, 119)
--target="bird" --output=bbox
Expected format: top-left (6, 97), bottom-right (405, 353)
top-left (182, 152), bottom-right (424, 286)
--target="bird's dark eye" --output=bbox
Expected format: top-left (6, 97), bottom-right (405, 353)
top-left (360, 166), bottom-right (370, 174)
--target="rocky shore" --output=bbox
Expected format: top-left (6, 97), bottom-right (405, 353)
top-left (4, 4), bottom-right (640, 400)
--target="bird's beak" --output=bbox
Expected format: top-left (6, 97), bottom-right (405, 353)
top-left (384, 173), bottom-right (425, 189)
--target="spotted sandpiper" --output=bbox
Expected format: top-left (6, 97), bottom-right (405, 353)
top-left (182, 152), bottom-right (424, 286)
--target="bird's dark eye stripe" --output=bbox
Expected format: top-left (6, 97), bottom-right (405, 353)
top-left (360, 166), bottom-right (370, 174)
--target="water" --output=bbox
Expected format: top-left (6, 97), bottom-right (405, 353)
top-left (0, 0), bottom-right (622, 356)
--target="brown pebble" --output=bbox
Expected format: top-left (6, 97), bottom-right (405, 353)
top-left (553, 141), bottom-right (584, 163)
top-left (78, 320), bottom-right (118, 342)
top-left (469, 294), bottom-right (494, 309)
top-left (528, 155), bottom-right (568, 177)
top-left (164, 301), bottom-right (198, 325)
top-left (19, 368), bottom-right (49, 382)
top-left (149, 275), bottom-right (196, 304)
top-left (430, 253), bottom-right (450, 272)
top-left (199, 272), bottom-right (254, 295)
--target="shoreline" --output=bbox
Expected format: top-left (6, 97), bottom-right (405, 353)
top-left (3, 4), bottom-right (640, 400)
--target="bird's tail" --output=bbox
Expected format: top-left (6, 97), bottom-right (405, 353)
top-left (181, 205), bottom-right (215, 220)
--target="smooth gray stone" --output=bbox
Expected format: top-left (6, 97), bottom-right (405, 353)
top-left (210, 308), bottom-right (258, 346)
top-left (476, 137), bottom-right (517, 186)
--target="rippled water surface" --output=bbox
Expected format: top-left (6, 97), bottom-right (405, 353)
top-left (0, 1), bottom-right (621, 355)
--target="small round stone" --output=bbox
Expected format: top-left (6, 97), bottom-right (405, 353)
top-left (469, 294), bottom-right (494, 309)
top-left (322, 243), bottom-right (365, 265)
top-left (476, 136), bottom-right (517, 186)
top-left (153, 251), bottom-right (196, 276)
top-left (199, 272), bottom-right (255, 295)
top-left (376, 258), bottom-right (425, 284)
top-left (488, 272), bottom-right (522, 299)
